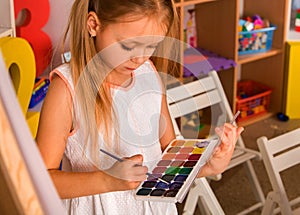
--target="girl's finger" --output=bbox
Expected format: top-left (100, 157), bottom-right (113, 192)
top-left (132, 165), bottom-right (148, 176)
top-left (132, 174), bottom-right (147, 182)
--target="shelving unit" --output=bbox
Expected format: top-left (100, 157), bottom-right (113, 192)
top-left (0, 0), bottom-right (16, 38)
top-left (175, 0), bottom-right (289, 126)
top-left (283, 0), bottom-right (300, 118)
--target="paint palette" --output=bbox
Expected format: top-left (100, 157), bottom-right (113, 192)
top-left (135, 138), bottom-right (220, 203)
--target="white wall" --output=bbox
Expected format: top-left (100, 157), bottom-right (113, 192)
top-left (43, 0), bottom-right (73, 72)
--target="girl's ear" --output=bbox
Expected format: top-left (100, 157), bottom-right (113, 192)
top-left (87, 12), bottom-right (101, 37)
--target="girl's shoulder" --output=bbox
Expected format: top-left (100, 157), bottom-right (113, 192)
top-left (49, 64), bottom-right (74, 98)
top-left (50, 64), bottom-right (72, 83)
top-left (142, 60), bottom-right (157, 73)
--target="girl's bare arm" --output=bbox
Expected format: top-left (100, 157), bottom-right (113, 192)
top-left (159, 93), bottom-right (176, 152)
top-left (36, 75), bottom-right (141, 199)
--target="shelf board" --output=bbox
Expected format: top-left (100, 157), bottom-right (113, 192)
top-left (287, 30), bottom-right (300, 41)
top-left (237, 112), bottom-right (273, 127)
top-left (237, 48), bottom-right (282, 64)
top-left (175, 0), bottom-right (216, 7)
top-left (0, 28), bottom-right (13, 38)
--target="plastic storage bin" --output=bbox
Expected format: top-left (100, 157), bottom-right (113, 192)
top-left (236, 80), bottom-right (272, 122)
top-left (238, 25), bottom-right (276, 55)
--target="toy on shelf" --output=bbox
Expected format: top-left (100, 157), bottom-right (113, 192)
top-left (14, 0), bottom-right (53, 76)
top-left (238, 14), bottom-right (276, 55)
top-left (184, 5), bottom-right (197, 49)
top-left (183, 47), bottom-right (236, 78)
top-left (296, 9), bottom-right (300, 32)
top-left (186, 9), bottom-right (197, 48)
top-left (28, 77), bottom-right (50, 108)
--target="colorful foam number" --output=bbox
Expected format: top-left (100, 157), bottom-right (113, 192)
top-left (14, 0), bottom-right (52, 77)
top-left (0, 37), bottom-right (40, 137)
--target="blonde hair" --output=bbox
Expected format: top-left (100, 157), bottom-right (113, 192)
top-left (62, 0), bottom-right (179, 161)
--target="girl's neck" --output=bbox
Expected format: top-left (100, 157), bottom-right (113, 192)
top-left (106, 71), bottom-right (133, 88)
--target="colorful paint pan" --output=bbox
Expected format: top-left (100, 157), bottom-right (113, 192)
top-left (135, 138), bottom-right (220, 203)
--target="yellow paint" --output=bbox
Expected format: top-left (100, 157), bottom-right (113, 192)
top-left (183, 141), bottom-right (195, 147)
top-left (285, 41), bottom-right (300, 118)
top-left (0, 37), bottom-right (39, 137)
top-left (192, 147), bottom-right (205, 154)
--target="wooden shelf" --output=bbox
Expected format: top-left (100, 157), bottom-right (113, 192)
top-left (237, 112), bottom-right (274, 127)
top-left (175, 0), bottom-right (288, 126)
top-left (287, 30), bottom-right (300, 41)
top-left (238, 48), bottom-right (282, 64)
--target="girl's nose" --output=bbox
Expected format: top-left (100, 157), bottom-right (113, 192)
top-left (130, 56), bottom-right (146, 65)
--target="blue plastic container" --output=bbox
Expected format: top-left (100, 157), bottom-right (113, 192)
top-left (238, 25), bottom-right (276, 55)
top-left (28, 78), bottom-right (50, 108)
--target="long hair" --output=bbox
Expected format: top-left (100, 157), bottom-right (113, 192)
top-left (62, 0), bottom-right (179, 162)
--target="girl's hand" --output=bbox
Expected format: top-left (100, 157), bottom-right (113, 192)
top-left (198, 123), bottom-right (244, 177)
top-left (105, 154), bottom-right (148, 190)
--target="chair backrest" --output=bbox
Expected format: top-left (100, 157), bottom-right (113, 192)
top-left (166, 70), bottom-right (243, 145)
top-left (257, 128), bottom-right (300, 215)
top-left (166, 70), bottom-right (265, 214)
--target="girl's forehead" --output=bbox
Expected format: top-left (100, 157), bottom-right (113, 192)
top-left (117, 35), bottom-right (166, 45)
top-left (109, 16), bottom-right (167, 39)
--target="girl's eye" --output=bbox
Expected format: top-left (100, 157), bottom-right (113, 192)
top-left (120, 43), bottom-right (134, 52)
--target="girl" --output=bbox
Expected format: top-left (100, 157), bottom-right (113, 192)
top-left (36, 0), bottom-right (244, 214)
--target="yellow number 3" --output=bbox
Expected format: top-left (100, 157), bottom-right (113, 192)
top-left (0, 37), bottom-right (40, 138)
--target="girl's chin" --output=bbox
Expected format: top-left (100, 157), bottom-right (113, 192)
top-left (122, 66), bottom-right (136, 71)
top-left (110, 69), bottom-right (134, 77)
top-left (119, 67), bottom-right (136, 74)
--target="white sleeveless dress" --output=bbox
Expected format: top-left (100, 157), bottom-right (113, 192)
top-left (50, 61), bottom-right (178, 215)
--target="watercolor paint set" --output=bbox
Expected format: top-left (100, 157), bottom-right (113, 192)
top-left (135, 138), bottom-right (220, 203)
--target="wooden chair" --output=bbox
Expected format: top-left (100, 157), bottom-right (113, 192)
top-left (166, 70), bottom-right (265, 215)
top-left (257, 128), bottom-right (300, 215)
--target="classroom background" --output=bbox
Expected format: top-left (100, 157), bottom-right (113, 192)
top-left (0, 0), bottom-right (300, 214)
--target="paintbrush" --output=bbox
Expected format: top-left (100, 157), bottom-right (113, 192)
top-left (100, 149), bottom-right (169, 184)
top-left (195, 111), bottom-right (241, 148)
top-left (230, 110), bottom-right (240, 125)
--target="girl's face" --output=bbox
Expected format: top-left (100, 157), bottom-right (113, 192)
top-left (89, 14), bottom-right (167, 77)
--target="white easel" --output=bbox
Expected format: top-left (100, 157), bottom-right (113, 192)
top-left (0, 54), bottom-right (65, 214)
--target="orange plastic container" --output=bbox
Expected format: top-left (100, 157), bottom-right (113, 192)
top-left (236, 80), bottom-right (272, 122)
